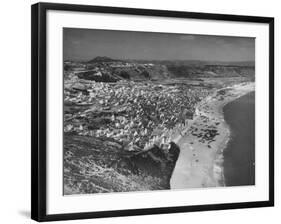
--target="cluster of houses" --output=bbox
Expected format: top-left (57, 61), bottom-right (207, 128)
top-left (64, 76), bottom-right (211, 152)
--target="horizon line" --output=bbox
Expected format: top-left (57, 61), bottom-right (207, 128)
top-left (64, 56), bottom-right (255, 63)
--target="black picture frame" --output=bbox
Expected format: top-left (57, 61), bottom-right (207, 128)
top-left (31, 2), bottom-right (274, 222)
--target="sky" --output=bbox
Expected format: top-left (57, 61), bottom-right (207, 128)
top-left (63, 28), bottom-right (255, 62)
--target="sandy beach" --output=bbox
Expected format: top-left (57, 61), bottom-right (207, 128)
top-left (170, 82), bottom-right (255, 189)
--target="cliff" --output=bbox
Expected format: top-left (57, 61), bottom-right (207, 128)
top-left (64, 133), bottom-right (180, 194)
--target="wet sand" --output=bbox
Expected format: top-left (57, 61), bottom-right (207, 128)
top-left (170, 82), bottom-right (255, 189)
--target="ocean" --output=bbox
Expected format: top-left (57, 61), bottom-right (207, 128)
top-left (223, 91), bottom-right (255, 186)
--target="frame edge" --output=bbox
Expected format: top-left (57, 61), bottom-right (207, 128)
top-left (268, 17), bottom-right (274, 207)
top-left (31, 3), bottom-right (39, 221)
top-left (37, 2), bottom-right (273, 23)
top-left (31, 2), bottom-right (275, 221)
top-left (31, 2), bottom-right (48, 222)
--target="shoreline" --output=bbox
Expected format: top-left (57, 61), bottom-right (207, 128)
top-left (222, 91), bottom-right (255, 186)
top-left (170, 82), bottom-right (255, 189)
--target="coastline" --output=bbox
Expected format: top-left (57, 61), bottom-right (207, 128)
top-left (170, 82), bottom-right (255, 189)
top-left (222, 91), bottom-right (255, 186)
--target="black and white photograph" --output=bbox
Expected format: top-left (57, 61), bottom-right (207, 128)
top-left (29, 2), bottom-right (274, 222)
top-left (63, 28), bottom-right (255, 195)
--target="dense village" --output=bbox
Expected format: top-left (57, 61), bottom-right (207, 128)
top-left (64, 62), bottom-right (212, 152)
top-left (63, 58), bottom-right (254, 194)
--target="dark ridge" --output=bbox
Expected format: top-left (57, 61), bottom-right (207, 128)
top-left (87, 56), bottom-right (120, 63)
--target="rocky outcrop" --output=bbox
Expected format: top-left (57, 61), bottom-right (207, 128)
top-left (64, 133), bottom-right (180, 194)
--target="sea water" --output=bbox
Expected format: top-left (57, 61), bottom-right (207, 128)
top-left (223, 91), bottom-right (255, 186)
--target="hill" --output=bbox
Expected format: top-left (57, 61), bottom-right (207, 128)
top-left (87, 56), bottom-right (120, 63)
top-left (65, 57), bottom-right (255, 82)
